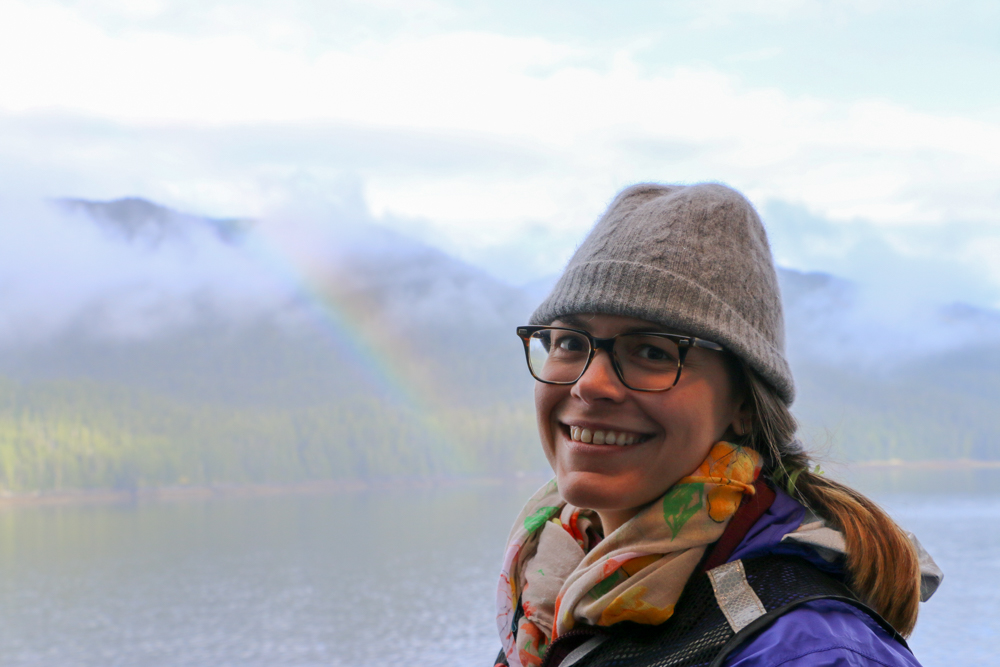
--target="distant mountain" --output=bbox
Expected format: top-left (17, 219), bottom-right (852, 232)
top-left (0, 196), bottom-right (996, 493)
top-left (2, 197), bottom-right (536, 408)
top-left (776, 267), bottom-right (1000, 462)
top-left (55, 197), bottom-right (251, 246)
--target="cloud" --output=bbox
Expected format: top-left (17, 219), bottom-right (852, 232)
top-left (0, 196), bottom-right (287, 342)
top-left (765, 201), bottom-right (1000, 309)
top-left (0, 0), bottom-right (998, 296)
top-left (0, 177), bottom-right (537, 347)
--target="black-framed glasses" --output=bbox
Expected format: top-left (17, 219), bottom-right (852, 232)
top-left (516, 325), bottom-right (725, 392)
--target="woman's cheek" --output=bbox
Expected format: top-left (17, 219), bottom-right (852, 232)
top-left (534, 382), bottom-right (560, 466)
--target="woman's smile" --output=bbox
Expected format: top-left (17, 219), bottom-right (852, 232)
top-left (561, 422), bottom-right (651, 446)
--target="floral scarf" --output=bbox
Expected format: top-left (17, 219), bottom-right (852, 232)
top-left (496, 441), bottom-right (762, 667)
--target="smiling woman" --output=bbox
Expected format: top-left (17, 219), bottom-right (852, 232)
top-left (495, 184), bottom-right (938, 667)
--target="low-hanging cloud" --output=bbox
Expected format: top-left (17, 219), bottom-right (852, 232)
top-left (0, 195), bottom-right (284, 342)
top-left (0, 185), bottom-right (535, 348)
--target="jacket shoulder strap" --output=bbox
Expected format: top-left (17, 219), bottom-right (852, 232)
top-left (708, 555), bottom-right (909, 667)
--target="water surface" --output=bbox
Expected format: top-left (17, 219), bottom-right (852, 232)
top-left (0, 471), bottom-right (994, 666)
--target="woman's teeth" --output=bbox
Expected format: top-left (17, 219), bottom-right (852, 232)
top-left (568, 426), bottom-right (641, 446)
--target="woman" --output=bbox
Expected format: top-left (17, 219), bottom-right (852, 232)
top-left (495, 183), bottom-right (939, 667)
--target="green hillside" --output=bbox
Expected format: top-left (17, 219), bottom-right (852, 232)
top-left (793, 356), bottom-right (1000, 463)
top-left (1, 200), bottom-right (997, 495)
top-left (3, 339), bottom-right (997, 495)
top-left (0, 377), bottom-right (541, 494)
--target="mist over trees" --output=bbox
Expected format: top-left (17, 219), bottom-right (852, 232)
top-left (0, 197), bottom-right (997, 494)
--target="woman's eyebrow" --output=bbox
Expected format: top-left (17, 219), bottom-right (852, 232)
top-left (556, 314), bottom-right (588, 328)
top-left (623, 325), bottom-right (678, 335)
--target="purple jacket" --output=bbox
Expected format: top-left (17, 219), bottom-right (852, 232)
top-left (722, 490), bottom-right (922, 667)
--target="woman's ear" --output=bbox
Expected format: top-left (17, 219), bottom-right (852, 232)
top-left (731, 402), bottom-right (754, 437)
top-left (723, 353), bottom-right (753, 438)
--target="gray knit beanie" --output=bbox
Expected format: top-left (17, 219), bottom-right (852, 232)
top-left (530, 182), bottom-right (794, 404)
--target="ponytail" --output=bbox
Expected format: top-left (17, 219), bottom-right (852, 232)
top-left (738, 361), bottom-right (921, 637)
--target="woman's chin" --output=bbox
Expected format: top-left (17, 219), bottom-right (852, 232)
top-left (556, 469), bottom-right (660, 513)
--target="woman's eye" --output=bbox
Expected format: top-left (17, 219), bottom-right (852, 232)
top-left (555, 336), bottom-right (585, 352)
top-left (635, 344), bottom-right (676, 362)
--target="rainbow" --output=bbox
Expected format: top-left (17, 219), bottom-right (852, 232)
top-left (240, 226), bottom-right (461, 455)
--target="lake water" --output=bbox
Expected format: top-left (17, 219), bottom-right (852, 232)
top-left (0, 469), bottom-right (996, 667)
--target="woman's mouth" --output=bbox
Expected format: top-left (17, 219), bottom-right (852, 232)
top-left (566, 425), bottom-right (648, 446)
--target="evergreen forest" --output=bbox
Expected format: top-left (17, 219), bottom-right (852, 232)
top-left (1, 198), bottom-right (997, 495)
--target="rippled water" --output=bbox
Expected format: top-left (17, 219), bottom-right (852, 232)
top-left (850, 468), bottom-right (1000, 667)
top-left (0, 470), bottom-right (994, 667)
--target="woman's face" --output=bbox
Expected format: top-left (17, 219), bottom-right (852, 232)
top-left (535, 313), bottom-right (747, 533)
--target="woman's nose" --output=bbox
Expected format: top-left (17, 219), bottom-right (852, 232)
top-left (570, 350), bottom-right (628, 403)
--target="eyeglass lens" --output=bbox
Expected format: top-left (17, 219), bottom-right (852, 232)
top-left (527, 329), bottom-right (682, 390)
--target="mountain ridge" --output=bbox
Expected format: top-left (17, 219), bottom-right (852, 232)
top-left (0, 196), bottom-right (995, 493)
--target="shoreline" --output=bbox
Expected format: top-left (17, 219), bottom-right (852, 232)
top-left (0, 472), bottom-right (552, 509)
top-left (1, 461), bottom-right (997, 508)
top-left (848, 458), bottom-right (1000, 470)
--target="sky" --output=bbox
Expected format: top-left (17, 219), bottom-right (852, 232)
top-left (1, 0), bottom-right (999, 306)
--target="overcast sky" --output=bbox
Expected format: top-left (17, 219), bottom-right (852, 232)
top-left (1, 0), bottom-right (998, 306)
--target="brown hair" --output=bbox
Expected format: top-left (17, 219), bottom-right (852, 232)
top-left (737, 360), bottom-right (921, 637)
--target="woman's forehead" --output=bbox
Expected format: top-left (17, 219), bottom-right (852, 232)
top-left (552, 313), bottom-right (684, 336)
